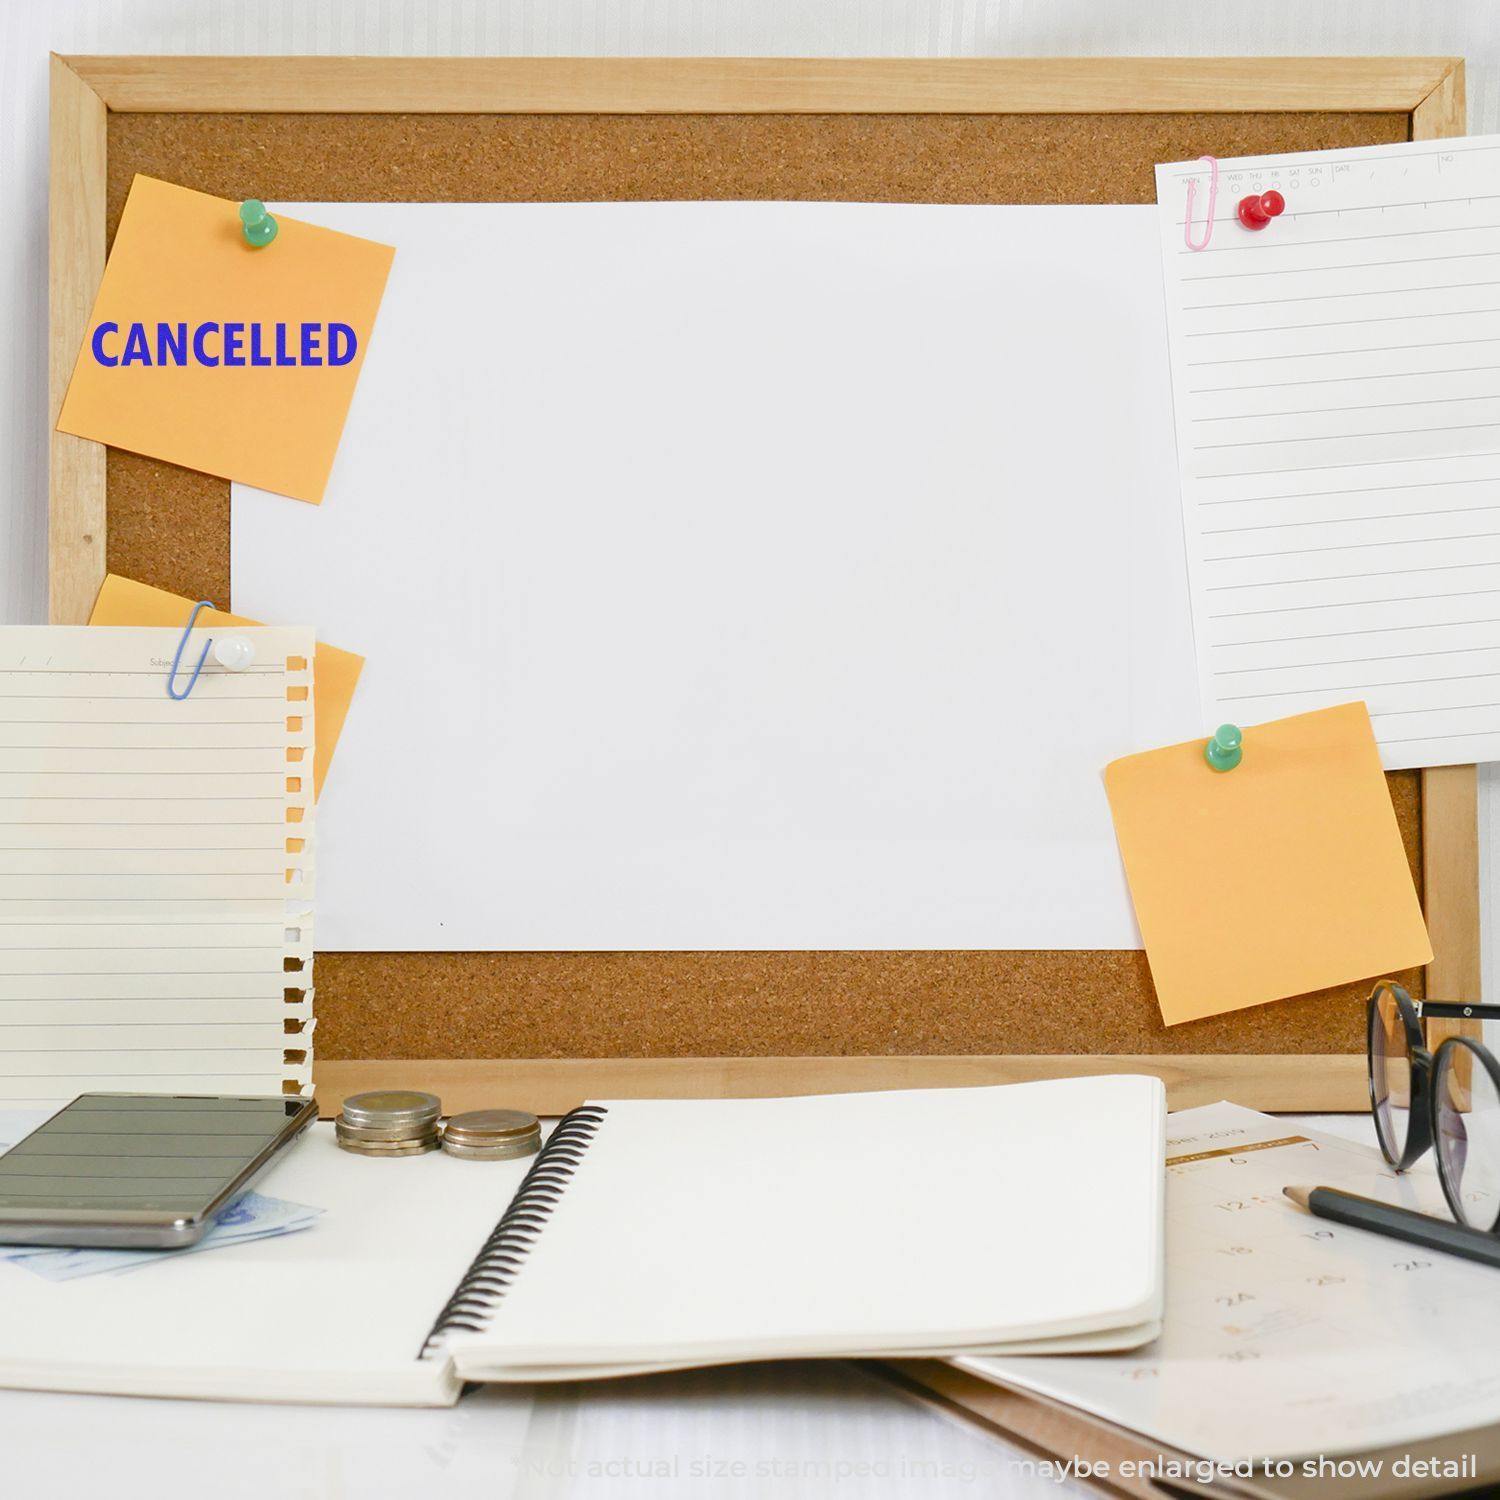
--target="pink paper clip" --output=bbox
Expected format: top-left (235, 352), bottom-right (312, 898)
top-left (1183, 155), bottom-right (1218, 252)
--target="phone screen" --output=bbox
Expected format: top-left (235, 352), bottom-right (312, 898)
top-left (0, 1094), bottom-right (310, 1218)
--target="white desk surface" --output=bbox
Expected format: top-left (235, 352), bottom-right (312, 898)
top-left (0, 1112), bottom-right (1371, 1500)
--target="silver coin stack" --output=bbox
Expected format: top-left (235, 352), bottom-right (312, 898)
top-left (336, 1090), bottom-right (442, 1157)
top-left (441, 1108), bottom-right (541, 1161)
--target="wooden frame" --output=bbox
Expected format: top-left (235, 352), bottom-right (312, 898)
top-left (48, 55), bottom-right (1478, 1114)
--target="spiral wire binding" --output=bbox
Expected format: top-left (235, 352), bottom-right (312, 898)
top-left (419, 1103), bottom-right (609, 1358)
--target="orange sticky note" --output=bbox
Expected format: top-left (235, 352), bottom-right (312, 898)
top-left (57, 175), bottom-right (393, 503)
top-left (89, 574), bottom-right (363, 800)
top-left (1104, 702), bottom-right (1431, 1027)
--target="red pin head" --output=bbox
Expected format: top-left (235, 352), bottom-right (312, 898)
top-left (1237, 190), bottom-right (1286, 231)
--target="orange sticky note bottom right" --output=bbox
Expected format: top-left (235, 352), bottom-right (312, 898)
top-left (1104, 702), bottom-right (1431, 1027)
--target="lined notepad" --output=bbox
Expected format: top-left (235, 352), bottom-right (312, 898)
top-left (0, 627), bottom-right (314, 1104)
top-left (1157, 136), bottom-right (1500, 770)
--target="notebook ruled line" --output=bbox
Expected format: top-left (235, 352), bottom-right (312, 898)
top-left (1194, 366), bottom-right (1500, 392)
top-left (1187, 337), bottom-right (1500, 367)
top-left (1212, 591), bottom-right (1499, 616)
top-left (1182, 249), bottom-right (1500, 282)
top-left (1186, 279), bottom-right (1500, 310)
top-left (1207, 561), bottom-right (1500, 587)
top-left (1187, 310), bottom-right (1500, 337)
top-left (1220, 674), bottom-right (1500, 703)
top-left (1192, 397), bottom-right (1500, 422)
top-left (1177, 221), bottom-right (1500, 254)
top-left (1198, 422), bottom-right (1500, 448)
top-left (1205, 533), bottom-right (1500, 562)
top-left (1212, 615), bottom-right (1500, 646)
top-left (1204, 506), bottom-right (1500, 534)
top-left (1204, 452), bottom-right (1500, 480)
top-left (1200, 477), bottom-right (1500, 505)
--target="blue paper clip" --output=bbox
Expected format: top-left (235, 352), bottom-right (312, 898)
top-left (166, 600), bottom-right (216, 700)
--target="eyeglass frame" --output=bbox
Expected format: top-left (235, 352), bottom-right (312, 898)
top-left (1367, 979), bottom-right (1500, 1231)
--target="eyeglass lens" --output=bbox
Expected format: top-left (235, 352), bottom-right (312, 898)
top-left (1435, 1045), bottom-right (1500, 1231)
top-left (1370, 987), bottom-right (1413, 1164)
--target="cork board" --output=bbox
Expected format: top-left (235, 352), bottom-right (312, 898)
top-left (50, 58), bottom-right (1477, 1111)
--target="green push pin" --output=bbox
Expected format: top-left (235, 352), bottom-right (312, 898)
top-left (1204, 723), bottom-right (1243, 773)
top-left (239, 199), bottom-right (278, 249)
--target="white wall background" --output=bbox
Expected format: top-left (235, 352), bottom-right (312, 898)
top-left (3, 0), bottom-right (1498, 990)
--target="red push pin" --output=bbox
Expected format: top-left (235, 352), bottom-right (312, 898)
top-left (1237, 189), bottom-right (1285, 231)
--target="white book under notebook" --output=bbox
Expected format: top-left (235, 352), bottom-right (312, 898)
top-left (0, 1076), bottom-right (1165, 1405)
top-left (954, 1101), bottom-right (1500, 1466)
top-left (0, 626), bottom-right (315, 1104)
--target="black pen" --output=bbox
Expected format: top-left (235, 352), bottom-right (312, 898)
top-left (1284, 1185), bottom-right (1500, 1269)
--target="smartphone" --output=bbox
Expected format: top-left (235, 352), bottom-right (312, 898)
top-left (0, 1093), bottom-right (318, 1249)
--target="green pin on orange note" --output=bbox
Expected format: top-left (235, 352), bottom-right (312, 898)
top-left (239, 199), bottom-right (278, 248)
top-left (1204, 723), bottom-right (1243, 772)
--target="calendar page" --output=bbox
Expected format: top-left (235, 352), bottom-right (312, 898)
top-left (962, 1102), bottom-right (1500, 1462)
top-left (1156, 135), bottom-right (1500, 772)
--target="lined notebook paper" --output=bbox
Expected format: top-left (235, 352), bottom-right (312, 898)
top-left (0, 627), bottom-right (314, 1105)
top-left (1157, 136), bottom-right (1500, 770)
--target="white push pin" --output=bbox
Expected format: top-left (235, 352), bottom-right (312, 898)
top-left (212, 635), bottom-right (256, 672)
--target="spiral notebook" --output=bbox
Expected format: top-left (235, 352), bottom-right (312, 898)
top-left (0, 1076), bottom-right (1164, 1405)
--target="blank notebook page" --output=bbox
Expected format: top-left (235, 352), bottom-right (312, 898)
top-left (0, 627), bottom-right (314, 1104)
top-left (1157, 136), bottom-right (1500, 769)
top-left (437, 1076), bottom-right (1166, 1375)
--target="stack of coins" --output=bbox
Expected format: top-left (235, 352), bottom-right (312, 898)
top-left (441, 1108), bottom-right (541, 1161)
top-left (335, 1090), bottom-right (442, 1157)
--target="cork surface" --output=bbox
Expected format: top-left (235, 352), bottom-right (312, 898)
top-left (104, 107), bottom-right (1418, 1060)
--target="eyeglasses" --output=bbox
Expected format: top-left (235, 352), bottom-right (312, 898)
top-left (1368, 980), bottom-right (1500, 1231)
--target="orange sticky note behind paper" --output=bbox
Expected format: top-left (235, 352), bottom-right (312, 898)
top-left (1104, 702), bottom-right (1431, 1027)
top-left (89, 574), bottom-right (363, 799)
top-left (57, 175), bottom-right (393, 503)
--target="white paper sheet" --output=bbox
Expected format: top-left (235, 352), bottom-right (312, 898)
top-left (232, 202), bottom-right (1200, 951)
top-left (1157, 136), bottom-right (1500, 770)
top-left (965, 1102), bottom-right (1500, 1463)
top-left (0, 627), bottom-right (314, 1103)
